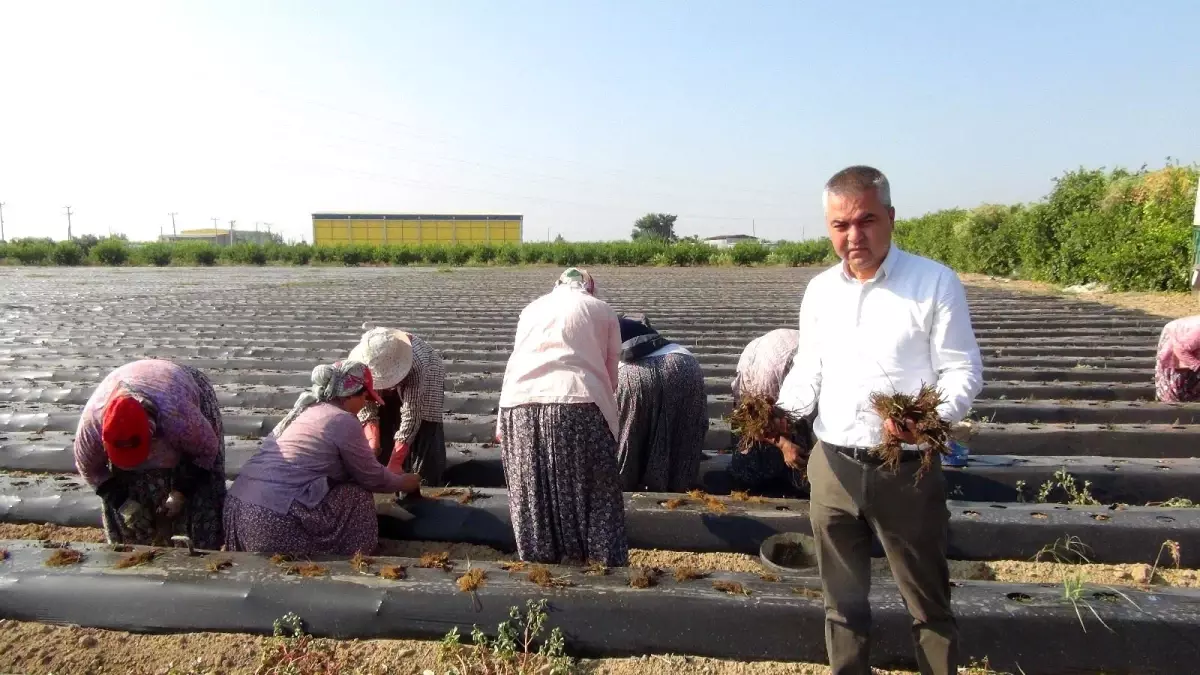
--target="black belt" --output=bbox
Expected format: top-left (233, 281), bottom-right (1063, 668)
top-left (831, 444), bottom-right (923, 465)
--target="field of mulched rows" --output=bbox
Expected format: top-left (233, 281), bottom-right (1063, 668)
top-left (3, 264), bottom-right (1200, 674)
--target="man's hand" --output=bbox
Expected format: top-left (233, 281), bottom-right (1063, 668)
top-left (159, 490), bottom-right (186, 519)
top-left (775, 436), bottom-right (806, 471)
top-left (884, 418), bottom-right (920, 444)
top-left (364, 421), bottom-right (382, 456)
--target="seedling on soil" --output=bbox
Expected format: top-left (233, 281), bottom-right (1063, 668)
top-left (712, 580), bottom-right (750, 596)
top-left (378, 565), bottom-right (407, 580)
top-left (499, 560), bottom-right (529, 573)
top-left (284, 563), bottom-right (328, 577)
top-left (792, 587), bottom-right (823, 601)
top-left (673, 566), bottom-right (708, 582)
top-left (270, 553), bottom-right (295, 565)
top-left (45, 548), bottom-right (83, 566)
top-left (457, 567), bottom-right (487, 593)
top-left (528, 565), bottom-right (574, 588)
top-left (439, 599), bottom-right (572, 675)
top-left (1147, 540), bottom-right (1182, 585)
top-left (661, 497), bottom-right (688, 510)
top-left (418, 551), bottom-right (453, 571)
top-left (728, 490), bottom-right (767, 504)
top-left (759, 573), bottom-right (781, 582)
top-left (206, 558), bottom-right (233, 573)
top-left (629, 567), bottom-right (660, 588)
top-left (1036, 469), bottom-right (1099, 506)
top-left (259, 612), bottom-right (351, 674)
top-left (350, 551), bottom-right (374, 573)
top-left (870, 383), bottom-right (950, 478)
top-left (113, 548), bottom-right (163, 569)
top-left (110, 544), bottom-right (133, 553)
top-left (1035, 536), bottom-right (1093, 565)
top-left (1150, 497), bottom-right (1197, 508)
top-left (686, 489), bottom-right (728, 513)
top-left (583, 561), bottom-right (609, 576)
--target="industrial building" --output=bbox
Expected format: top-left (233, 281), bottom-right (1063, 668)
top-left (311, 213), bottom-right (523, 246)
top-left (161, 228), bottom-right (280, 246)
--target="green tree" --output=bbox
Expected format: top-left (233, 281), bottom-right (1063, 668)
top-left (632, 213), bottom-right (678, 241)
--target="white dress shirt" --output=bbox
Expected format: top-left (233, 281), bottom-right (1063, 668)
top-left (776, 245), bottom-right (983, 449)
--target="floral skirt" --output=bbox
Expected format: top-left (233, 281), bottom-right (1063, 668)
top-left (616, 353), bottom-right (708, 492)
top-left (499, 403), bottom-right (628, 567)
top-left (223, 482), bottom-right (378, 556)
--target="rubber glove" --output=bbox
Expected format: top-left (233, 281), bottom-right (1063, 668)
top-left (386, 441), bottom-right (410, 474)
top-left (364, 421), bottom-right (382, 456)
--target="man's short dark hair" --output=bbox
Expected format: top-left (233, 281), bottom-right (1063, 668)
top-left (823, 165), bottom-right (891, 209)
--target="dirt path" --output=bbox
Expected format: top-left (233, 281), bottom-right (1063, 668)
top-left (960, 273), bottom-right (1198, 319)
top-left (0, 618), bottom-right (975, 675)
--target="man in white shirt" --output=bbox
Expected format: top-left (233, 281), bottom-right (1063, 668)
top-left (774, 166), bottom-right (983, 675)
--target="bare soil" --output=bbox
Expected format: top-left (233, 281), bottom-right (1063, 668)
top-left (0, 619), bottom-right (923, 675)
top-left (960, 273), bottom-right (1199, 319)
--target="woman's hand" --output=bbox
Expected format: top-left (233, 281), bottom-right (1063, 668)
top-left (159, 490), bottom-right (186, 519)
top-left (395, 472), bottom-right (421, 494)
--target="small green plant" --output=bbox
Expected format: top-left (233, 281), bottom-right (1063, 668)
top-left (1034, 535), bottom-right (1093, 565)
top-left (1036, 468), bottom-right (1099, 505)
top-left (1149, 497), bottom-right (1197, 508)
top-left (256, 612), bottom-right (349, 674)
top-left (439, 599), bottom-right (573, 674)
top-left (136, 242), bottom-right (174, 266)
top-left (1014, 480), bottom-right (1028, 503)
top-left (1147, 539), bottom-right (1182, 585)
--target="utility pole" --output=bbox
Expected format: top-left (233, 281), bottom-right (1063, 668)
top-left (229, 220), bottom-right (235, 246)
top-left (64, 206), bottom-right (74, 241)
top-left (752, 219), bottom-right (756, 238)
top-left (0, 202), bottom-right (6, 242)
top-left (168, 212), bottom-right (178, 236)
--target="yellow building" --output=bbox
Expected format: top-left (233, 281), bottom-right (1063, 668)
top-left (311, 213), bottom-right (523, 246)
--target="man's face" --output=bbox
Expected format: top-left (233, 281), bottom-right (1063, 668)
top-left (824, 188), bottom-right (895, 278)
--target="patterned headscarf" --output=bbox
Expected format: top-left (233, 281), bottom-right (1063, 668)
top-left (556, 267), bottom-right (596, 294)
top-left (272, 360), bottom-right (383, 437)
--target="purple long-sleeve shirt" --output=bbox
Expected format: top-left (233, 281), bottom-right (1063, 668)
top-left (74, 359), bottom-right (220, 488)
top-left (229, 402), bottom-right (409, 514)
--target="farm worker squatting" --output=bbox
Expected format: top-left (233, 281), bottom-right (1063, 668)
top-left (497, 267), bottom-right (629, 566)
top-left (349, 324), bottom-right (448, 486)
top-left (224, 361), bottom-right (420, 555)
top-left (728, 328), bottom-right (810, 493)
top-left (615, 314), bottom-right (709, 492)
top-left (774, 166), bottom-right (983, 675)
top-left (74, 359), bottom-right (227, 550)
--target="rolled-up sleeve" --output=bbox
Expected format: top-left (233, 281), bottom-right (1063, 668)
top-left (335, 415), bottom-right (410, 493)
top-left (73, 407), bottom-right (110, 488)
top-left (930, 275), bottom-right (983, 422)
top-left (776, 290), bottom-right (822, 417)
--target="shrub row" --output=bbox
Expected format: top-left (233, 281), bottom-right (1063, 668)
top-left (0, 238), bottom-right (837, 268)
top-left (894, 163), bottom-right (1199, 292)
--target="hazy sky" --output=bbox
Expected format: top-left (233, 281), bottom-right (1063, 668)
top-left (0, 1), bottom-right (1196, 244)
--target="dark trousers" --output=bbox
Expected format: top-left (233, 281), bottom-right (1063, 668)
top-left (808, 441), bottom-right (957, 675)
top-left (379, 420), bottom-right (446, 487)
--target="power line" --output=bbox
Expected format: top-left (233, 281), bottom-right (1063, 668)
top-left (64, 206), bottom-right (73, 241)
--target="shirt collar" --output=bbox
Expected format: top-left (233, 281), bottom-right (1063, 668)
top-left (840, 244), bottom-right (902, 284)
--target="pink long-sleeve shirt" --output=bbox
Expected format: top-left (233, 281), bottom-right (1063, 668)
top-left (74, 359), bottom-right (220, 488)
top-left (499, 285), bottom-right (622, 439)
top-left (229, 402), bottom-right (410, 514)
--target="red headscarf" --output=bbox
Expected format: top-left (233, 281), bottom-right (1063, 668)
top-left (101, 393), bottom-right (152, 469)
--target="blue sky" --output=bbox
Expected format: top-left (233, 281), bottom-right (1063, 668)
top-left (0, 1), bottom-right (1196, 243)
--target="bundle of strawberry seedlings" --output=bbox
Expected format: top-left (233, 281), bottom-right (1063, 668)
top-left (727, 394), bottom-right (810, 454)
top-left (868, 383), bottom-right (951, 478)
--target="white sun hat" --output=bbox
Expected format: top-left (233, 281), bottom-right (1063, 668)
top-left (348, 323), bottom-right (414, 390)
